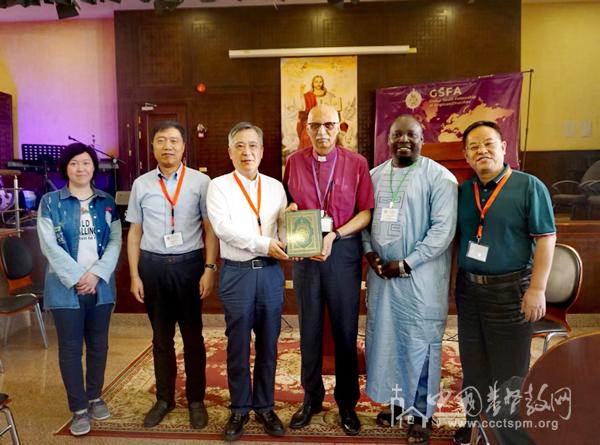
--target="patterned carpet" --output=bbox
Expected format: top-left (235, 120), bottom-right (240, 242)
top-left (56, 327), bottom-right (466, 442)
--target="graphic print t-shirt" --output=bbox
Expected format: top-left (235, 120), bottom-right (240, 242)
top-left (77, 198), bottom-right (99, 269)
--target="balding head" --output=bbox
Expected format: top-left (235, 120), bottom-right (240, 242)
top-left (306, 104), bottom-right (340, 155)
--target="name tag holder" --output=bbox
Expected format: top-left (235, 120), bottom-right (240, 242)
top-left (321, 211), bottom-right (333, 233)
top-left (469, 167), bottom-right (513, 263)
top-left (164, 232), bottom-right (184, 248)
top-left (382, 161), bottom-right (414, 223)
top-left (158, 164), bottom-right (186, 249)
top-left (466, 241), bottom-right (489, 262)
top-left (381, 205), bottom-right (399, 222)
top-left (312, 151), bottom-right (338, 233)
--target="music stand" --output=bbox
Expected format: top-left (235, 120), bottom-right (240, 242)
top-left (21, 144), bottom-right (64, 192)
top-left (22, 144), bottom-right (64, 162)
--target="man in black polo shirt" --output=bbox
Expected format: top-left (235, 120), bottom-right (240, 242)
top-left (454, 121), bottom-right (556, 444)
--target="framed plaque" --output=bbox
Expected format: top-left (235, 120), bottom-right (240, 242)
top-left (285, 209), bottom-right (323, 257)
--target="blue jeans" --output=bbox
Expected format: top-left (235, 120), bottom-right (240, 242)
top-left (52, 294), bottom-right (113, 412)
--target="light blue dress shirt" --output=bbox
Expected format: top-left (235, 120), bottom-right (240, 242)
top-left (126, 163), bottom-right (211, 254)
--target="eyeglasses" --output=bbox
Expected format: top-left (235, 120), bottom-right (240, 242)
top-left (307, 122), bottom-right (339, 132)
top-left (465, 140), bottom-right (498, 153)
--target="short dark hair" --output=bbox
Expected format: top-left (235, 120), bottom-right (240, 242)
top-left (59, 143), bottom-right (99, 180)
top-left (150, 120), bottom-right (186, 142)
top-left (462, 120), bottom-right (503, 148)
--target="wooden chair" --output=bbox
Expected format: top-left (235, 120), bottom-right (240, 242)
top-left (521, 331), bottom-right (599, 444)
top-left (471, 331), bottom-right (600, 444)
top-left (531, 243), bottom-right (582, 353)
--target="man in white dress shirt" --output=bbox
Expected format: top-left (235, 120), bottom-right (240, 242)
top-left (206, 122), bottom-right (288, 442)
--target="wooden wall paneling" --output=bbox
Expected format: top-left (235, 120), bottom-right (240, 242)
top-left (250, 87), bottom-right (281, 180)
top-left (137, 21), bottom-right (185, 88)
top-left (191, 19), bottom-right (251, 87)
top-left (258, 14), bottom-right (317, 50)
top-left (188, 91), bottom-right (253, 177)
top-left (556, 222), bottom-right (600, 313)
top-left (449, 0), bottom-right (521, 78)
top-left (321, 13), bottom-right (383, 47)
top-left (381, 7), bottom-right (450, 84)
top-left (356, 85), bottom-right (374, 163)
top-left (116, 1), bottom-right (522, 182)
top-left (114, 13), bottom-right (136, 92)
top-left (0, 92), bottom-right (13, 167)
top-left (119, 101), bottom-right (140, 190)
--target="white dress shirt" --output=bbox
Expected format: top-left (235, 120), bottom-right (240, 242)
top-left (207, 171), bottom-right (287, 261)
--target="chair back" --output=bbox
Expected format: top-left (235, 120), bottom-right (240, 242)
top-left (520, 332), bottom-right (600, 444)
top-left (545, 243), bottom-right (582, 307)
top-left (0, 236), bottom-right (33, 280)
top-left (580, 159), bottom-right (600, 183)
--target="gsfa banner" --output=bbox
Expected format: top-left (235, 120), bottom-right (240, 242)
top-left (374, 72), bottom-right (523, 168)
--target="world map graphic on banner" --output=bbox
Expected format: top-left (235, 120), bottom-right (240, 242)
top-left (374, 72), bottom-right (523, 168)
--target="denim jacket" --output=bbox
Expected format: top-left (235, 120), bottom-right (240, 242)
top-left (37, 186), bottom-right (122, 309)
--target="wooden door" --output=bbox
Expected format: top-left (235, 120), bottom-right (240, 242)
top-left (135, 103), bottom-right (187, 176)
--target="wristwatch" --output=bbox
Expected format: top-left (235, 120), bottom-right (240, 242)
top-left (204, 263), bottom-right (217, 271)
top-left (398, 260), bottom-right (411, 278)
top-left (334, 230), bottom-right (342, 241)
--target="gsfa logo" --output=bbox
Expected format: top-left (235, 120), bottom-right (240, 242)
top-left (429, 86), bottom-right (462, 98)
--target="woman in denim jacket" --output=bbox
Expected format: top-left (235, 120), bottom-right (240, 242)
top-left (37, 143), bottom-right (122, 436)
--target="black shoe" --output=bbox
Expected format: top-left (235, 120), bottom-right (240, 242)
top-left (454, 425), bottom-right (473, 444)
top-left (375, 405), bottom-right (402, 427)
top-left (143, 400), bottom-right (175, 428)
top-left (223, 412), bottom-right (249, 441)
top-left (339, 408), bottom-right (361, 436)
top-left (255, 410), bottom-right (285, 437)
top-left (289, 403), bottom-right (323, 429)
top-left (188, 401), bottom-right (208, 429)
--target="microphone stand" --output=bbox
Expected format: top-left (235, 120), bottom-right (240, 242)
top-left (68, 136), bottom-right (126, 197)
top-left (38, 154), bottom-right (58, 192)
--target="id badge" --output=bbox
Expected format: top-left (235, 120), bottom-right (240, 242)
top-left (164, 232), bottom-right (184, 248)
top-left (467, 241), bottom-right (489, 262)
top-left (381, 207), bottom-right (399, 222)
top-left (321, 216), bottom-right (333, 233)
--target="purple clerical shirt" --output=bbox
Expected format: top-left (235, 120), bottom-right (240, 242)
top-left (284, 146), bottom-right (374, 229)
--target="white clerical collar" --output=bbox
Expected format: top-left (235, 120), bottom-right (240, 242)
top-left (312, 146), bottom-right (338, 163)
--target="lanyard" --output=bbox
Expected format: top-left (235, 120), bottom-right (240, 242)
top-left (388, 160), bottom-right (415, 208)
top-left (158, 164), bottom-right (186, 234)
top-left (311, 150), bottom-right (338, 212)
top-left (233, 171), bottom-right (262, 235)
top-left (473, 167), bottom-right (512, 242)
